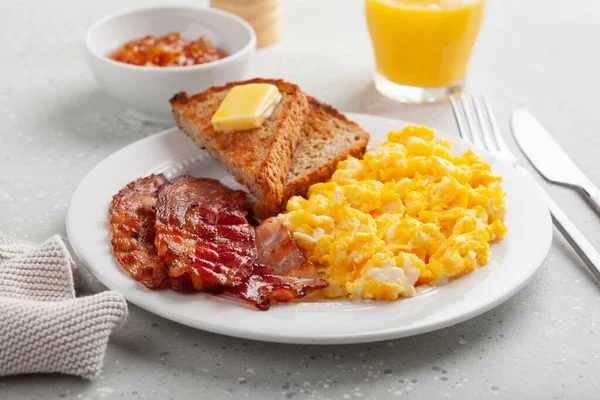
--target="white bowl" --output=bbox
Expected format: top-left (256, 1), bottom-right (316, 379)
top-left (85, 6), bottom-right (256, 122)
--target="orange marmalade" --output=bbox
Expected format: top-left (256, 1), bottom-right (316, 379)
top-left (107, 32), bottom-right (227, 67)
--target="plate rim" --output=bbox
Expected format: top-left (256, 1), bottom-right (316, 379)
top-left (66, 112), bottom-right (553, 344)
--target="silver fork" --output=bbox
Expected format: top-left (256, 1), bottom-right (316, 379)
top-left (450, 94), bottom-right (600, 281)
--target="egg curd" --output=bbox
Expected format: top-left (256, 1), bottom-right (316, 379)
top-left (279, 125), bottom-right (506, 301)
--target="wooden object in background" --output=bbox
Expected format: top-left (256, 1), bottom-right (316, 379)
top-left (211, 0), bottom-right (282, 48)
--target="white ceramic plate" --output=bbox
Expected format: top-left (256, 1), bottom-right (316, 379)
top-left (67, 113), bottom-right (552, 344)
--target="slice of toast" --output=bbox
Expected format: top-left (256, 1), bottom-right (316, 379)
top-left (254, 97), bottom-right (370, 217)
top-left (170, 78), bottom-right (309, 212)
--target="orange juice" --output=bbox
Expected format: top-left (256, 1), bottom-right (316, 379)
top-left (366, 0), bottom-right (484, 91)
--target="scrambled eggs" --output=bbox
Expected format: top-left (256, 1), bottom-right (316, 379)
top-left (279, 125), bottom-right (506, 300)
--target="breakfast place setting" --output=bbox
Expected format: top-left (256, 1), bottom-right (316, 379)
top-left (2, 0), bottom-right (599, 399)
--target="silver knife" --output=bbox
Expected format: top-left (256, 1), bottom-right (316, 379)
top-left (511, 109), bottom-right (600, 215)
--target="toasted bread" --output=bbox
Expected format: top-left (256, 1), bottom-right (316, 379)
top-left (254, 97), bottom-right (370, 217)
top-left (170, 78), bottom-right (309, 212)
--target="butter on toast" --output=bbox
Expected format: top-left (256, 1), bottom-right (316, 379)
top-left (170, 78), bottom-right (309, 213)
top-left (254, 97), bottom-right (370, 217)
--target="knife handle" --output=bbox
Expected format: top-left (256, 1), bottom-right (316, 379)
top-left (544, 189), bottom-right (600, 281)
top-left (579, 184), bottom-right (600, 217)
top-left (516, 166), bottom-right (600, 280)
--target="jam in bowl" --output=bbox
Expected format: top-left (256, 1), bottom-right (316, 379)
top-left (85, 6), bottom-right (256, 121)
top-left (107, 32), bottom-right (228, 67)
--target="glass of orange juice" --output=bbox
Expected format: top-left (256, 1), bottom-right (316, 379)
top-left (365, 0), bottom-right (484, 103)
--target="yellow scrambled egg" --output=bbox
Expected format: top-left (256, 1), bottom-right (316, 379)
top-left (279, 125), bottom-right (507, 300)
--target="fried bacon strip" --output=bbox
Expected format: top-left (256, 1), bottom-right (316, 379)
top-left (232, 218), bottom-right (328, 310)
top-left (110, 175), bottom-right (328, 310)
top-left (109, 174), bottom-right (168, 288)
top-left (154, 175), bottom-right (257, 292)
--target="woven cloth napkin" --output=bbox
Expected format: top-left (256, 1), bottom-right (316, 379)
top-left (0, 235), bottom-right (127, 379)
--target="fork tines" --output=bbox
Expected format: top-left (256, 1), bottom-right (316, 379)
top-left (450, 94), bottom-right (509, 154)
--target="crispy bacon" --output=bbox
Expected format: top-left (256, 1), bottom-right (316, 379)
top-left (232, 218), bottom-right (328, 310)
top-left (109, 174), bottom-right (168, 288)
top-left (110, 175), bottom-right (328, 310)
top-left (154, 175), bottom-right (257, 291)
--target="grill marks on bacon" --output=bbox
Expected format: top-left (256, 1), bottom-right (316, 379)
top-left (110, 175), bottom-right (327, 310)
top-left (109, 174), bottom-right (169, 289)
top-left (154, 176), bottom-right (256, 291)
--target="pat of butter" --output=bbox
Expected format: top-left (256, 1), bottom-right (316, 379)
top-left (211, 84), bottom-right (282, 132)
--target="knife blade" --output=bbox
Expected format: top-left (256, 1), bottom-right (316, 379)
top-left (511, 108), bottom-right (600, 215)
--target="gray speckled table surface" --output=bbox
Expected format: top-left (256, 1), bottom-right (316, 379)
top-left (2, 0), bottom-right (600, 399)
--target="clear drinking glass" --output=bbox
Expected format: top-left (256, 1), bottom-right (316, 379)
top-left (365, 0), bottom-right (485, 103)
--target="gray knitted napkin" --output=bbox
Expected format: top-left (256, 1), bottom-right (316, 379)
top-left (0, 235), bottom-right (128, 379)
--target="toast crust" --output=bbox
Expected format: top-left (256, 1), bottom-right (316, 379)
top-left (254, 96), bottom-right (370, 217)
top-left (170, 78), bottom-right (309, 211)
